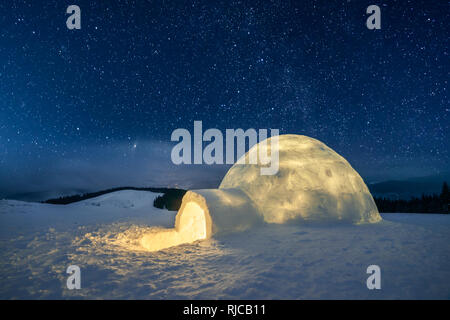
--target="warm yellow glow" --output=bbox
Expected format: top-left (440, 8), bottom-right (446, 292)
top-left (140, 202), bottom-right (207, 252)
top-left (179, 202), bottom-right (207, 239)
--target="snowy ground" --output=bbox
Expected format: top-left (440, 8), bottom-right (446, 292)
top-left (0, 190), bottom-right (449, 299)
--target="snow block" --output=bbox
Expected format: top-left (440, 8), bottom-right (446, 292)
top-left (176, 188), bottom-right (263, 237)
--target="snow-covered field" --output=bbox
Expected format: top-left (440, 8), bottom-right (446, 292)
top-left (0, 190), bottom-right (449, 299)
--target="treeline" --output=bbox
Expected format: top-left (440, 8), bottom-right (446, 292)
top-left (153, 189), bottom-right (187, 211)
top-left (43, 186), bottom-right (187, 205)
top-left (374, 182), bottom-right (449, 214)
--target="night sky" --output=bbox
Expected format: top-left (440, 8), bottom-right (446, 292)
top-left (0, 0), bottom-right (448, 199)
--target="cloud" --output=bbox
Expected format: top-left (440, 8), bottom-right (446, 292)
top-left (0, 140), bottom-right (228, 201)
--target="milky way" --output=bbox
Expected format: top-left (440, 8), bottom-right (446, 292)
top-left (0, 0), bottom-right (448, 197)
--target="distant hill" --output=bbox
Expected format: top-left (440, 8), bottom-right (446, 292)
top-left (368, 172), bottom-right (450, 200)
top-left (43, 186), bottom-right (187, 211)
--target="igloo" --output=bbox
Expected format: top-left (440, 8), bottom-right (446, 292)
top-left (141, 134), bottom-right (381, 251)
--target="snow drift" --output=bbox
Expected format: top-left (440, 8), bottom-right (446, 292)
top-left (141, 134), bottom-right (381, 251)
top-left (2, 193), bottom-right (450, 299)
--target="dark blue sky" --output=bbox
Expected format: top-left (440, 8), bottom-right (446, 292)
top-left (0, 0), bottom-right (448, 199)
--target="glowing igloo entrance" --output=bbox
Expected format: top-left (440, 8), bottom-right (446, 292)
top-left (140, 188), bottom-right (261, 252)
top-left (141, 201), bottom-right (210, 252)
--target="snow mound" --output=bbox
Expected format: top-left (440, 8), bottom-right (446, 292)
top-left (220, 134), bottom-right (381, 224)
top-left (72, 190), bottom-right (162, 209)
top-left (142, 135), bottom-right (380, 251)
top-left (0, 191), bottom-right (173, 239)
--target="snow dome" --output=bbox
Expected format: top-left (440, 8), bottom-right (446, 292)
top-left (219, 134), bottom-right (381, 224)
top-left (141, 134), bottom-right (381, 252)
